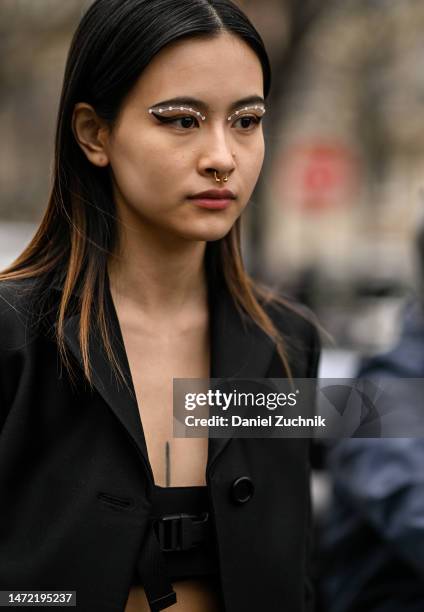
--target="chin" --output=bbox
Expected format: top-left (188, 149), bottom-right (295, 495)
top-left (180, 221), bottom-right (236, 242)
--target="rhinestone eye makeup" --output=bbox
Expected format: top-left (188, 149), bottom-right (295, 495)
top-left (227, 104), bottom-right (266, 122)
top-left (148, 103), bottom-right (267, 123)
top-left (149, 105), bottom-right (206, 121)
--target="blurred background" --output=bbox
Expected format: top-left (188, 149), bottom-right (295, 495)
top-left (241, 0), bottom-right (424, 376)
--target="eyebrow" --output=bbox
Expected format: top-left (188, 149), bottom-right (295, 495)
top-left (150, 95), bottom-right (266, 112)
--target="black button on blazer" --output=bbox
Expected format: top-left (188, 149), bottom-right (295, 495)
top-left (0, 276), bottom-right (320, 611)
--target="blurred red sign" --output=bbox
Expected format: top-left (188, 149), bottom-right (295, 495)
top-left (274, 143), bottom-right (358, 211)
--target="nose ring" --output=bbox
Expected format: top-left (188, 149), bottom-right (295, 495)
top-left (214, 171), bottom-right (229, 183)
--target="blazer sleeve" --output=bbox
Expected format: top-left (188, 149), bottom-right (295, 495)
top-left (0, 281), bottom-right (30, 431)
top-left (263, 296), bottom-right (322, 379)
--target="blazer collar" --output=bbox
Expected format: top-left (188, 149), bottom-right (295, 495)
top-left (53, 273), bottom-right (276, 482)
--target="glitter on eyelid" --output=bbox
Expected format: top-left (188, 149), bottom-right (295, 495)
top-left (148, 105), bottom-right (206, 121)
top-left (227, 104), bottom-right (266, 122)
top-left (148, 103), bottom-right (266, 123)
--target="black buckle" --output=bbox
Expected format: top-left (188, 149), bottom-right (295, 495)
top-left (154, 512), bottom-right (209, 552)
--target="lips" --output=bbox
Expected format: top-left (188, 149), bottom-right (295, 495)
top-left (188, 189), bottom-right (236, 200)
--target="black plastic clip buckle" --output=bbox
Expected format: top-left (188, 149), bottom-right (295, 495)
top-left (155, 512), bottom-right (209, 552)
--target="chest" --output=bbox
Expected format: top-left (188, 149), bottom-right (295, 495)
top-left (119, 315), bottom-right (210, 487)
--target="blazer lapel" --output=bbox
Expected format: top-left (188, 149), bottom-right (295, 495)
top-left (207, 282), bottom-right (276, 471)
top-left (55, 275), bottom-right (276, 481)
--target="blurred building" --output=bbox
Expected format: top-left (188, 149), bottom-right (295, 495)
top-left (259, 0), bottom-right (424, 352)
top-left (0, 0), bottom-right (88, 220)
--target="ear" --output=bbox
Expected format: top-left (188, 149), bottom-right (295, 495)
top-left (72, 102), bottom-right (110, 167)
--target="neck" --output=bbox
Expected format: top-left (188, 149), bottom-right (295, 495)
top-left (107, 219), bottom-right (209, 319)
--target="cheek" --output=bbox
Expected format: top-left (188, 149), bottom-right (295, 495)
top-left (109, 130), bottom-right (184, 198)
top-left (242, 138), bottom-right (265, 185)
top-left (255, 134), bottom-right (266, 168)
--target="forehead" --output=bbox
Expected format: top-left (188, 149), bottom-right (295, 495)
top-left (128, 33), bottom-right (264, 108)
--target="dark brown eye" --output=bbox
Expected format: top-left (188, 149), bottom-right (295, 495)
top-left (233, 115), bottom-right (262, 130)
top-left (180, 116), bottom-right (196, 128)
top-left (151, 111), bottom-right (199, 129)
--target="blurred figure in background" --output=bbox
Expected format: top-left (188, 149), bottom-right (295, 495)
top-left (318, 225), bottom-right (424, 611)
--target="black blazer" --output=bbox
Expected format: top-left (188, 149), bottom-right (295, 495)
top-left (0, 276), bottom-right (320, 611)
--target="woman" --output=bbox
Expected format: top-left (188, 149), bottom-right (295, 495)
top-left (0, 1), bottom-right (321, 611)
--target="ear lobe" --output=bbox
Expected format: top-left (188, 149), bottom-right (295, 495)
top-left (72, 102), bottom-right (110, 167)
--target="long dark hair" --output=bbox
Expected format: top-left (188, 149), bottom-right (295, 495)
top-left (0, 0), bottom-right (305, 387)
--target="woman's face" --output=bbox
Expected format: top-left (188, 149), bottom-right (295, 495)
top-left (103, 32), bottom-right (266, 242)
